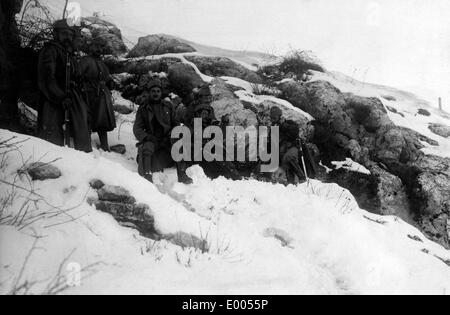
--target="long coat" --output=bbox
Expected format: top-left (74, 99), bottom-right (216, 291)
top-left (133, 99), bottom-right (178, 145)
top-left (37, 41), bottom-right (92, 152)
top-left (78, 56), bottom-right (116, 132)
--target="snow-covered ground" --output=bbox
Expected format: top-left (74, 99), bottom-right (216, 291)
top-left (1, 129), bottom-right (450, 295)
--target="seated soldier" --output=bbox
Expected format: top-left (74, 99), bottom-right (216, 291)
top-left (181, 85), bottom-right (241, 180)
top-left (269, 106), bottom-right (306, 185)
top-left (133, 78), bottom-right (191, 184)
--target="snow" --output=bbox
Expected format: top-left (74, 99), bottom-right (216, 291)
top-left (111, 90), bottom-right (136, 110)
top-left (1, 129), bottom-right (450, 295)
top-left (332, 158), bottom-right (371, 175)
top-left (220, 76), bottom-right (314, 121)
top-left (234, 90), bottom-right (314, 121)
top-left (311, 71), bottom-right (450, 159)
top-left (221, 76), bottom-right (255, 92)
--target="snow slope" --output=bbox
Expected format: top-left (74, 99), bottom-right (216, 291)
top-left (1, 129), bottom-right (450, 295)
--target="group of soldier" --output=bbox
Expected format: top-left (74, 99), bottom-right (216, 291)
top-left (37, 18), bottom-right (115, 153)
top-left (37, 18), bottom-right (315, 185)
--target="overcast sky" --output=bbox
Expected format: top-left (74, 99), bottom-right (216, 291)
top-left (42, 0), bottom-right (450, 110)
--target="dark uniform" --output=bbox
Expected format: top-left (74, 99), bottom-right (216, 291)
top-left (269, 106), bottom-right (312, 184)
top-left (182, 86), bottom-right (241, 180)
top-left (133, 78), bottom-right (191, 183)
top-left (78, 55), bottom-right (116, 150)
top-left (37, 20), bottom-right (91, 152)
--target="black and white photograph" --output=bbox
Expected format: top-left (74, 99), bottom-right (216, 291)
top-left (1, 0), bottom-right (450, 297)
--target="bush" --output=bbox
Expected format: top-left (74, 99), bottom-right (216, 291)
top-left (258, 50), bottom-right (324, 84)
top-left (18, 0), bottom-right (55, 52)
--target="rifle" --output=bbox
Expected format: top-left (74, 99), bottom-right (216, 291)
top-left (298, 139), bottom-right (309, 181)
top-left (63, 52), bottom-right (71, 147)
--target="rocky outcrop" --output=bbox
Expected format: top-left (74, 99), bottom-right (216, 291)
top-left (127, 34), bottom-right (196, 58)
top-left (279, 79), bottom-right (450, 248)
top-left (95, 201), bottom-right (155, 235)
top-left (237, 94), bottom-right (313, 140)
top-left (168, 62), bottom-right (205, 98)
top-left (98, 185), bottom-right (136, 204)
top-left (429, 123), bottom-right (450, 138)
top-left (89, 181), bottom-right (157, 238)
top-left (185, 55), bottom-right (262, 83)
top-left (80, 16), bottom-right (128, 56)
top-left (327, 168), bottom-right (379, 214)
top-left (210, 78), bottom-right (258, 127)
top-left (369, 164), bottom-right (414, 223)
top-left (409, 155), bottom-right (450, 245)
top-left (89, 180), bottom-right (210, 250)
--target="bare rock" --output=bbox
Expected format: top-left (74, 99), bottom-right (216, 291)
top-left (281, 80), bottom-right (357, 139)
top-left (98, 185), bottom-right (136, 204)
top-left (382, 95), bottom-right (397, 101)
top-left (27, 162), bottom-right (61, 181)
top-left (127, 34), bottom-right (196, 58)
top-left (418, 108), bottom-right (431, 116)
top-left (79, 17), bottom-right (128, 56)
top-left (95, 201), bottom-right (155, 237)
top-left (89, 178), bottom-right (105, 190)
top-left (168, 63), bottom-right (205, 98)
top-left (343, 94), bottom-right (393, 133)
top-left (210, 78), bottom-right (257, 127)
top-left (374, 127), bottom-right (424, 164)
top-left (401, 127), bottom-right (439, 146)
top-left (110, 144), bottom-right (126, 155)
top-left (370, 164), bottom-right (414, 223)
top-left (429, 123), bottom-right (450, 138)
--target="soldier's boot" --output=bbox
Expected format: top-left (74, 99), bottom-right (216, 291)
top-left (138, 144), bottom-right (153, 183)
top-left (177, 162), bottom-right (193, 185)
top-left (98, 131), bottom-right (110, 152)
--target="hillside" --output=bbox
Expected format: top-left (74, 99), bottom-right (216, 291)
top-left (1, 130), bottom-right (450, 294)
top-left (2, 5), bottom-right (450, 294)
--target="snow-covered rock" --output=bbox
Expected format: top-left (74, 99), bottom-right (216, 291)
top-left (210, 78), bottom-right (257, 127)
top-left (185, 55), bottom-right (262, 84)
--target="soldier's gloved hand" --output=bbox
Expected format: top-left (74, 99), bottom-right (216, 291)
top-left (62, 98), bottom-right (73, 109)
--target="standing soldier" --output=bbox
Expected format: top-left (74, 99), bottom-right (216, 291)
top-left (133, 78), bottom-right (191, 184)
top-left (37, 19), bottom-right (92, 152)
top-left (78, 39), bottom-right (116, 151)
